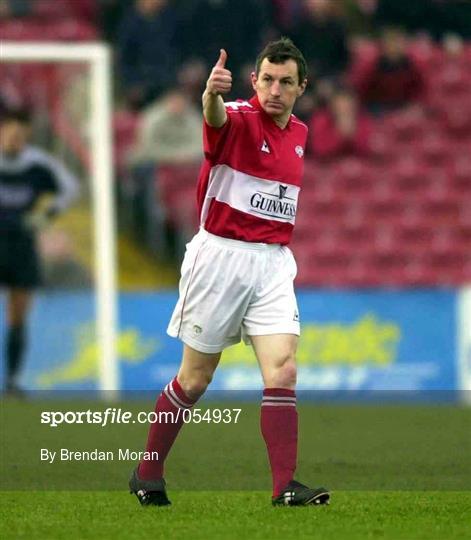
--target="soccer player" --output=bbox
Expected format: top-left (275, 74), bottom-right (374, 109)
top-left (129, 38), bottom-right (330, 506)
top-left (0, 108), bottom-right (79, 394)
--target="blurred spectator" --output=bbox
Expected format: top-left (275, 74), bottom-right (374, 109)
top-left (366, 0), bottom-right (471, 39)
top-left (116, 0), bottom-right (178, 110)
top-left (292, 0), bottom-right (350, 80)
top-left (269, 0), bottom-right (304, 32)
top-left (68, 0), bottom-right (97, 23)
top-left (435, 0), bottom-right (471, 39)
top-left (353, 27), bottom-right (426, 112)
top-left (129, 89), bottom-right (202, 166)
top-left (176, 59), bottom-right (207, 107)
top-left (180, 0), bottom-right (266, 77)
top-left (344, 0), bottom-right (378, 34)
top-left (442, 32), bottom-right (465, 60)
top-left (0, 0), bottom-right (31, 18)
top-left (373, 0), bottom-right (434, 33)
top-left (309, 87), bottom-right (372, 159)
top-left (99, 0), bottom-right (128, 42)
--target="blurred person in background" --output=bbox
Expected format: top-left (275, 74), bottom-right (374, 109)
top-left (370, 0), bottom-right (433, 33)
top-left (0, 109), bottom-right (79, 395)
top-left (116, 0), bottom-right (178, 110)
top-left (309, 87), bottom-right (372, 159)
top-left (129, 88), bottom-right (202, 167)
top-left (176, 59), bottom-right (207, 107)
top-left (353, 26), bottom-right (426, 113)
top-left (179, 0), bottom-right (267, 86)
top-left (373, 0), bottom-right (471, 39)
top-left (269, 0), bottom-right (304, 33)
top-left (99, 0), bottom-right (128, 41)
top-left (291, 0), bottom-right (350, 81)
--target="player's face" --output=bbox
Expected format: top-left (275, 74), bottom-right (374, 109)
top-left (0, 121), bottom-right (30, 155)
top-left (252, 59), bottom-right (307, 125)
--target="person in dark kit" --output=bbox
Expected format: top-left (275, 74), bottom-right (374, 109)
top-left (0, 109), bottom-right (79, 394)
top-left (292, 0), bottom-right (350, 80)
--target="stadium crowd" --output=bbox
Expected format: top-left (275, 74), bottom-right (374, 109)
top-left (1, 0), bottom-right (470, 286)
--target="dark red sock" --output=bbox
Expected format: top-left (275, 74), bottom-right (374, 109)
top-left (138, 376), bottom-right (196, 481)
top-left (260, 388), bottom-right (298, 497)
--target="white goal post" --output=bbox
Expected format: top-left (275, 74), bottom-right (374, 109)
top-left (1, 42), bottom-right (118, 393)
top-left (458, 287), bottom-right (471, 401)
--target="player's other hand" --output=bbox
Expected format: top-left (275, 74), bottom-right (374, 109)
top-left (206, 49), bottom-right (232, 96)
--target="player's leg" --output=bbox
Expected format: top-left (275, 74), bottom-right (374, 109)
top-left (131, 231), bottom-right (255, 504)
top-left (251, 333), bottom-right (298, 389)
top-left (244, 245), bottom-right (329, 505)
top-left (252, 333), bottom-right (329, 505)
top-left (139, 344), bottom-right (221, 480)
top-left (5, 287), bottom-right (32, 391)
top-left (130, 345), bottom-right (221, 505)
top-left (251, 333), bottom-right (298, 494)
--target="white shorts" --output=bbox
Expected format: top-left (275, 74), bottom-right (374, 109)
top-left (167, 228), bottom-right (300, 353)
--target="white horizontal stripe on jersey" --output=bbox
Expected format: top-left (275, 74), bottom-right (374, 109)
top-left (201, 164), bottom-right (300, 226)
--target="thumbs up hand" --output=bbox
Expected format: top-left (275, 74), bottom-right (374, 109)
top-left (206, 49), bottom-right (232, 96)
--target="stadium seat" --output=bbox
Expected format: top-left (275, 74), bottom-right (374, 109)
top-left (0, 21), bottom-right (40, 41)
top-left (34, 0), bottom-right (73, 20)
top-left (419, 135), bottom-right (450, 166)
top-left (387, 110), bottom-right (425, 142)
top-left (442, 105), bottom-right (471, 137)
top-left (422, 200), bottom-right (460, 225)
top-left (436, 65), bottom-right (470, 95)
top-left (369, 133), bottom-right (396, 163)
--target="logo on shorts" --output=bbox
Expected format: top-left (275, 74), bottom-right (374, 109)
top-left (295, 145), bottom-right (304, 158)
top-left (293, 310), bottom-right (300, 322)
top-left (193, 325), bottom-right (203, 335)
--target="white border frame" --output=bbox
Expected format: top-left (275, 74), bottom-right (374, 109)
top-left (1, 42), bottom-right (118, 393)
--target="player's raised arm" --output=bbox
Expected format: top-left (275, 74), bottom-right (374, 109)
top-left (202, 49), bottom-right (232, 128)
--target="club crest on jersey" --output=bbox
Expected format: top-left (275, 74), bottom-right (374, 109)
top-left (261, 140), bottom-right (270, 153)
top-left (295, 145), bottom-right (304, 158)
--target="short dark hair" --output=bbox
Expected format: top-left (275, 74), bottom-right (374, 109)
top-left (255, 37), bottom-right (307, 85)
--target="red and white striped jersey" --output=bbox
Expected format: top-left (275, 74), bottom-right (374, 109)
top-left (197, 95), bottom-right (308, 245)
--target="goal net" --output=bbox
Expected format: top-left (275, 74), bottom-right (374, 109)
top-left (0, 42), bottom-right (118, 393)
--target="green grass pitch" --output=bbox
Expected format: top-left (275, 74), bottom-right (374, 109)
top-left (2, 490), bottom-right (471, 540)
top-left (1, 398), bottom-right (470, 539)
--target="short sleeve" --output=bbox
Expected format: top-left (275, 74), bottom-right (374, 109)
top-left (203, 107), bottom-right (244, 161)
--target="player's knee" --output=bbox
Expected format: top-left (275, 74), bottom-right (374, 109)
top-left (178, 371), bottom-right (212, 400)
top-left (268, 357), bottom-right (297, 389)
